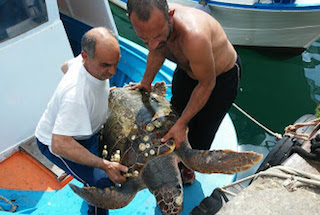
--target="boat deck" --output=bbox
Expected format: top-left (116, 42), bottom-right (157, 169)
top-left (0, 150), bottom-right (71, 191)
top-left (0, 114), bottom-right (238, 214)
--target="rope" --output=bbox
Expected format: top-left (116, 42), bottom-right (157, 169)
top-left (211, 166), bottom-right (320, 214)
top-left (284, 118), bottom-right (320, 141)
top-left (125, 84), bottom-right (284, 141)
top-left (232, 103), bottom-right (283, 139)
top-left (124, 82), bottom-right (172, 87)
top-left (0, 195), bottom-right (17, 212)
top-left (218, 165), bottom-right (320, 194)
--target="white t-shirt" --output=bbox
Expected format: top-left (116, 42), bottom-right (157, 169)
top-left (35, 55), bottom-right (110, 147)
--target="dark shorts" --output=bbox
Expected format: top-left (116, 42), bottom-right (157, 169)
top-left (37, 134), bottom-right (112, 215)
top-left (171, 55), bottom-right (242, 150)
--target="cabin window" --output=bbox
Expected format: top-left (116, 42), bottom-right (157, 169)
top-left (0, 0), bottom-right (48, 43)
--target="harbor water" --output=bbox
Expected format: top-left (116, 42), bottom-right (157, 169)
top-left (109, 3), bottom-right (320, 178)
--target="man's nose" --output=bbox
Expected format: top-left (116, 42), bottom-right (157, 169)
top-left (109, 65), bottom-right (117, 75)
top-left (148, 39), bottom-right (160, 50)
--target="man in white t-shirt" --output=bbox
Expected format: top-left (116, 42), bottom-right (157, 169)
top-left (35, 27), bottom-right (128, 215)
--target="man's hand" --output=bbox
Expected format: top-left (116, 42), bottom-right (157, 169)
top-left (110, 86), bottom-right (117, 91)
top-left (102, 160), bottom-right (128, 184)
top-left (52, 135), bottom-right (128, 184)
top-left (161, 122), bottom-right (188, 149)
top-left (129, 82), bottom-right (152, 92)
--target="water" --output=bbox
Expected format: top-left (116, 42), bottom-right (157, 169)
top-left (109, 3), bottom-right (320, 177)
top-left (231, 42), bottom-right (320, 179)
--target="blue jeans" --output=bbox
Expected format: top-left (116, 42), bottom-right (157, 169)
top-left (37, 134), bottom-right (113, 215)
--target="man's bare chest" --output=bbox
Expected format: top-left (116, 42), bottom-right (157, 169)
top-left (163, 44), bottom-right (190, 71)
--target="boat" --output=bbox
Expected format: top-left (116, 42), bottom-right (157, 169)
top-left (0, 0), bottom-right (240, 214)
top-left (109, 0), bottom-right (320, 52)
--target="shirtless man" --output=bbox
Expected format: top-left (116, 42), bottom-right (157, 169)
top-left (127, 0), bottom-right (241, 184)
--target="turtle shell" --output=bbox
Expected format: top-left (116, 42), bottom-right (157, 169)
top-left (100, 88), bottom-right (177, 176)
top-left (71, 86), bottom-right (263, 213)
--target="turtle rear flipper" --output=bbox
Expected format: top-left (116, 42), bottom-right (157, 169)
top-left (176, 147), bottom-right (263, 174)
top-left (151, 81), bottom-right (167, 97)
top-left (70, 178), bottom-right (144, 209)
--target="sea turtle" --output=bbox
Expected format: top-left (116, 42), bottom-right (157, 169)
top-left (70, 82), bottom-right (263, 214)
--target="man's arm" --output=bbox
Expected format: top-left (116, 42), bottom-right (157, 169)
top-left (161, 35), bottom-right (216, 148)
top-left (61, 55), bottom-right (83, 74)
top-left (51, 134), bottom-right (128, 184)
top-left (61, 61), bottom-right (69, 74)
top-left (130, 50), bottom-right (166, 92)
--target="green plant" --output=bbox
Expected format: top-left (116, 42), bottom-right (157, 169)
top-left (315, 104), bottom-right (320, 118)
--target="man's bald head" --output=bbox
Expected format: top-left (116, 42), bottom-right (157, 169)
top-left (81, 27), bottom-right (117, 59)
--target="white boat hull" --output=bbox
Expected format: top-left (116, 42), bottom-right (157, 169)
top-left (110, 0), bottom-right (320, 49)
top-left (208, 5), bottom-right (320, 49)
top-left (110, 0), bottom-right (127, 10)
top-left (0, 1), bottom-right (74, 159)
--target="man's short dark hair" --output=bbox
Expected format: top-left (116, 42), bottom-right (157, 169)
top-left (81, 27), bottom-right (116, 59)
top-left (127, 0), bottom-right (169, 22)
top-left (81, 31), bottom-right (96, 59)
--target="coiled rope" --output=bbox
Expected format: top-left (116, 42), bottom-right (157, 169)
top-left (0, 195), bottom-right (17, 212)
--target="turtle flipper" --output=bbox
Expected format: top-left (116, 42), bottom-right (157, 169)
top-left (141, 154), bottom-right (183, 215)
top-left (151, 81), bottom-right (167, 97)
top-left (176, 147), bottom-right (263, 174)
top-left (154, 185), bottom-right (183, 215)
top-left (69, 178), bottom-right (144, 209)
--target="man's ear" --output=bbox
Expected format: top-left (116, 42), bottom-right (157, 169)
top-left (168, 9), bottom-right (175, 18)
top-left (81, 50), bottom-right (88, 61)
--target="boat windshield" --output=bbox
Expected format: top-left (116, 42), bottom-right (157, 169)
top-left (0, 0), bottom-right (48, 43)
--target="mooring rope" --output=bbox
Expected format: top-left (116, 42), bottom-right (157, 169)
top-left (217, 165), bottom-right (320, 197)
top-left (232, 103), bottom-right (283, 139)
top-left (123, 83), bottom-right (283, 140)
top-left (0, 195), bottom-right (17, 212)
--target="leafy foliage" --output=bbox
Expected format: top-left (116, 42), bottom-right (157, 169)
top-left (315, 104), bottom-right (320, 118)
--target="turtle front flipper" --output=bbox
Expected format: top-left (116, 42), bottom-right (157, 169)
top-left (176, 145), bottom-right (263, 174)
top-left (69, 178), bottom-right (145, 209)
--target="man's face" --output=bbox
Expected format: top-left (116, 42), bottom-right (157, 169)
top-left (130, 8), bottom-right (171, 51)
top-left (83, 39), bottom-right (121, 81)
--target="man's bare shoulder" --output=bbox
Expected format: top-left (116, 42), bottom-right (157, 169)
top-left (173, 5), bottom-right (219, 34)
top-left (182, 33), bottom-right (211, 61)
top-left (168, 3), bottom-right (183, 9)
top-left (173, 12), bottom-right (212, 51)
